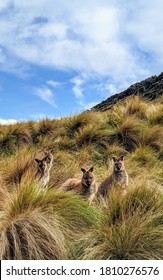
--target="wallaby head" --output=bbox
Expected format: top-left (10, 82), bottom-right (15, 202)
top-left (81, 167), bottom-right (94, 188)
top-left (35, 151), bottom-right (53, 174)
top-left (43, 151), bottom-right (53, 169)
top-left (35, 158), bottom-right (48, 174)
top-left (112, 155), bottom-right (125, 172)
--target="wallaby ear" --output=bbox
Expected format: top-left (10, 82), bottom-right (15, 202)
top-left (44, 156), bottom-right (51, 163)
top-left (112, 156), bottom-right (116, 162)
top-left (45, 149), bottom-right (54, 155)
top-left (35, 158), bottom-right (39, 163)
top-left (89, 167), bottom-right (93, 172)
top-left (44, 156), bottom-right (48, 161)
top-left (119, 155), bottom-right (124, 161)
top-left (81, 168), bottom-right (86, 173)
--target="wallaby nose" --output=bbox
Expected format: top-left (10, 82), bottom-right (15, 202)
top-left (86, 180), bottom-right (91, 186)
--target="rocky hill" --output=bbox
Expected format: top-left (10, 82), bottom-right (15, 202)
top-left (91, 72), bottom-right (163, 111)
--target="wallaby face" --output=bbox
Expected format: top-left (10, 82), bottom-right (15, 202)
top-left (35, 151), bottom-right (53, 189)
top-left (35, 158), bottom-right (49, 174)
top-left (81, 167), bottom-right (94, 188)
top-left (112, 156), bottom-right (125, 172)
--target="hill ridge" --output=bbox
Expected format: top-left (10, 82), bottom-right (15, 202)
top-left (91, 72), bottom-right (163, 111)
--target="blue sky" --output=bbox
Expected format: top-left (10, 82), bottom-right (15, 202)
top-left (0, 0), bottom-right (163, 124)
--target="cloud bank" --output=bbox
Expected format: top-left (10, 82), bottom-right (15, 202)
top-left (0, 118), bottom-right (18, 125)
top-left (0, 0), bottom-right (162, 105)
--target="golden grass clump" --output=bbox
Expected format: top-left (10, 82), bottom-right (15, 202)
top-left (109, 115), bottom-right (143, 151)
top-left (0, 96), bottom-right (162, 260)
top-left (139, 125), bottom-right (163, 150)
top-left (8, 124), bottom-right (32, 147)
top-left (0, 124), bottom-right (32, 156)
top-left (0, 210), bottom-right (67, 260)
top-left (125, 96), bottom-right (148, 119)
top-left (1, 148), bottom-right (35, 187)
top-left (148, 104), bottom-right (163, 125)
top-left (0, 181), bottom-right (100, 259)
top-left (74, 125), bottom-right (99, 146)
top-left (63, 111), bottom-right (102, 138)
top-left (0, 132), bottom-right (17, 156)
top-left (131, 145), bottom-right (158, 165)
top-left (72, 186), bottom-right (163, 260)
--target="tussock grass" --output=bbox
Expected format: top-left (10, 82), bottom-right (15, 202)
top-left (139, 125), bottom-right (163, 150)
top-left (1, 148), bottom-right (35, 187)
top-left (131, 145), bottom-right (157, 165)
top-left (37, 118), bottom-right (56, 135)
top-left (72, 186), bottom-right (163, 260)
top-left (55, 136), bottom-right (76, 150)
top-left (74, 124), bottom-right (108, 148)
top-left (0, 96), bottom-right (162, 260)
top-left (0, 124), bottom-right (32, 156)
top-left (63, 112), bottom-right (102, 138)
top-left (148, 104), bottom-right (163, 125)
top-left (109, 115), bottom-right (142, 151)
top-left (0, 210), bottom-right (67, 260)
top-left (8, 124), bottom-right (32, 147)
top-left (0, 132), bottom-right (17, 156)
top-left (125, 96), bottom-right (148, 119)
top-left (0, 181), bottom-right (100, 259)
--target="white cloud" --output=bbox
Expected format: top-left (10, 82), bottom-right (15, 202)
top-left (30, 113), bottom-right (53, 121)
top-left (94, 79), bottom-right (131, 98)
top-left (0, 0), bottom-right (162, 92)
top-left (82, 101), bottom-right (99, 111)
top-left (34, 86), bottom-right (56, 107)
top-left (71, 76), bottom-right (84, 101)
top-left (46, 80), bottom-right (61, 88)
top-left (0, 0), bottom-right (11, 10)
top-left (0, 118), bottom-right (18, 125)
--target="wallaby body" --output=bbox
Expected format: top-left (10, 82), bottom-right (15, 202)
top-left (96, 156), bottom-right (128, 199)
top-left (61, 167), bottom-right (97, 197)
top-left (35, 151), bottom-right (53, 190)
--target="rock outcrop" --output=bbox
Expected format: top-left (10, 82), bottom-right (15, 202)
top-left (91, 72), bottom-right (163, 112)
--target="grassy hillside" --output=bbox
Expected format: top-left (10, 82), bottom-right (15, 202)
top-left (0, 96), bottom-right (163, 259)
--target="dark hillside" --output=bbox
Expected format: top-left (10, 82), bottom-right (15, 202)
top-left (92, 72), bottom-right (163, 112)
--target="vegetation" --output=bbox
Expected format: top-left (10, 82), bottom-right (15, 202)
top-left (0, 96), bottom-right (162, 259)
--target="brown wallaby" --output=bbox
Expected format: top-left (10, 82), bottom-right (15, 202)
top-left (61, 167), bottom-right (97, 197)
top-left (94, 156), bottom-right (128, 201)
top-left (35, 151), bottom-right (53, 190)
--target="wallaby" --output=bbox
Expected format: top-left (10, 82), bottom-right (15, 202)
top-left (35, 151), bottom-right (53, 190)
top-left (95, 155), bottom-right (128, 200)
top-left (61, 167), bottom-right (97, 197)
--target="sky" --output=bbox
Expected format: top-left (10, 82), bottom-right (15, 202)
top-left (0, 0), bottom-right (163, 124)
